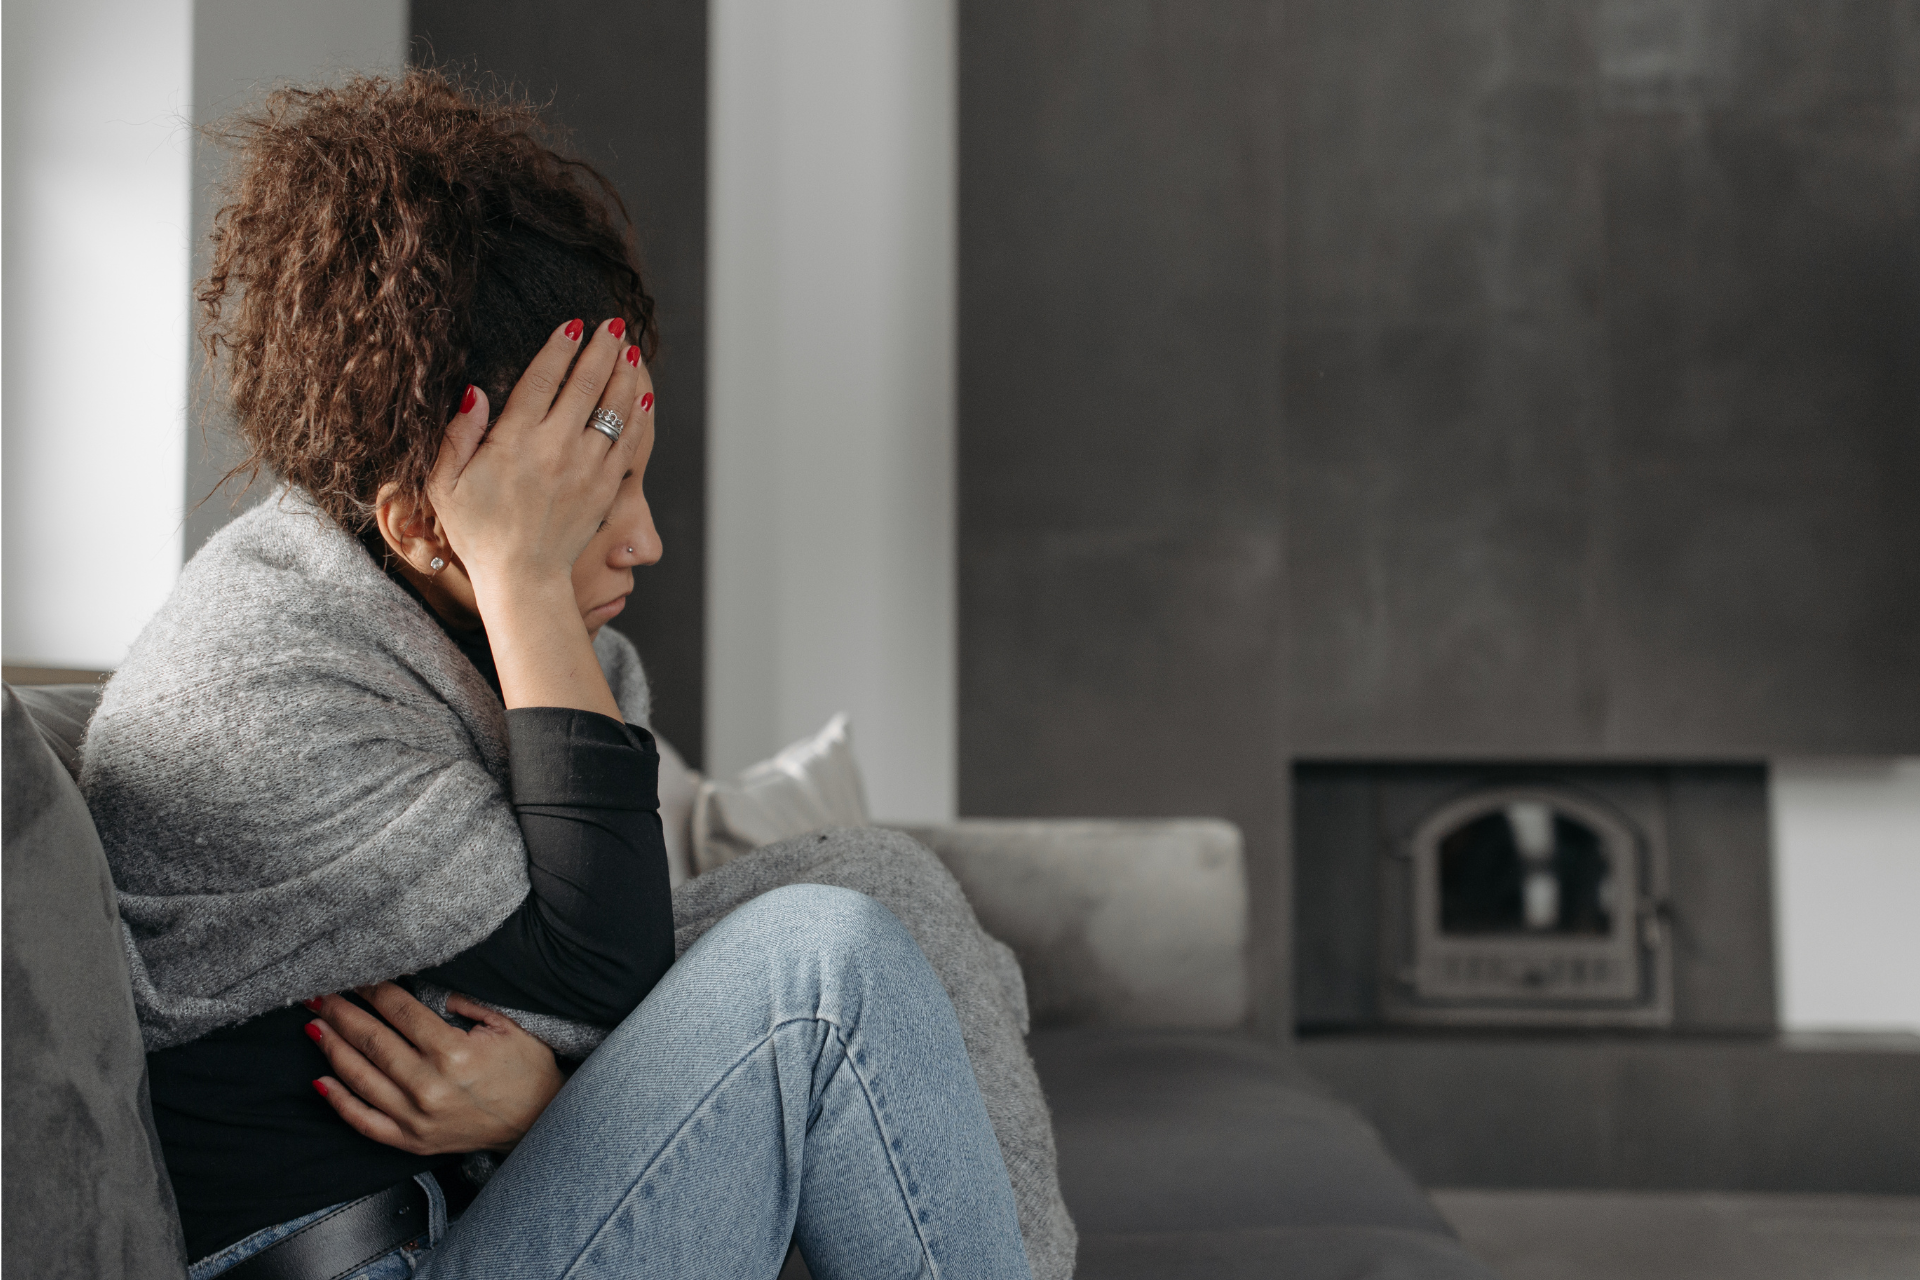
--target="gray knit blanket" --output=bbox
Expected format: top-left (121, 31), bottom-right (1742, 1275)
top-left (82, 489), bottom-right (1075, 1277)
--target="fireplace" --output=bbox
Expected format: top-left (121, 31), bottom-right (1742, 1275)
top-left (1287, 762), bottom-right (1920, 1195)
top-left (1293, 763), bottom-right (1773, 1035)
top-left (1380, 784), bottom-right (1671, 1027)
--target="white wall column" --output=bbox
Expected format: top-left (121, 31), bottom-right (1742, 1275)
top-left (3, 0), bottom-right (195, 669)
top-left (1, 0), bottom-right (408, 668)
top-left (707, 0), bottom-right (957, 822)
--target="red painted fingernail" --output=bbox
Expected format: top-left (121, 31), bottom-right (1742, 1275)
top-left (459, 385), bottom-right (477, 415)
top-left (564, 319), bottom-right (584, 342)
top-left (312, 1079), bottom-right (330, 1099)
top-left (625, 345), bottom-right (640, 368)
top-left (304, 997), bottom-right (323, 1012)
top-left (640, 392), bottom-right (653, 414)
top-left (305, 1022), bottom-right (324, 1043)
top-left (608, 317), bottom-right (626, 339)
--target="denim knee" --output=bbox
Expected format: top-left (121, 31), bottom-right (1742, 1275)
top-left (734, 884), bottom-right (925, 982)
top-left (746, 883), bottom-right (906, 945)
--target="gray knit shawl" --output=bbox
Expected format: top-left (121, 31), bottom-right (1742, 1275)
top-left (82, 490), bottom-right (649, 1055)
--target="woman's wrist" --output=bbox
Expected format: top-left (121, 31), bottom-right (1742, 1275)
top-left (467, 564), bottom-right (569, 614)
top-left (462, 552), bottom-right (576, 605)
top-left (471, 573), bottom-right (622, 719)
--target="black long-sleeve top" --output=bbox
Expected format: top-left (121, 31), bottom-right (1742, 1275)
top-left (148, 572), bottom-right (674, 1263)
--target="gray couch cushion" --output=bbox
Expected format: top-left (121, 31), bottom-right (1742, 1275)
top-left (1033, 1029), bottom-right (1495, 1278)
top-left (3, 685), bottom-right (188, 1279)
top-left (901, 819), bottom-right (1250, 1029)
top-left (13, 681), bottom-right (103, 782)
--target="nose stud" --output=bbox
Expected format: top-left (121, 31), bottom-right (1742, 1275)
top-left (625, 546), bottom-right (635, 555)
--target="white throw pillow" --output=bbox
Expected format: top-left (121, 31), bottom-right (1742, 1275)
top-left (690, 714), bottom-right (870, 875)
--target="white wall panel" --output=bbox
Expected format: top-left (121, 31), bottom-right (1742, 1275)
top-left (1, 0), bottom-right (408, 668)
top-left (1773, 759), bottom-right (1920, 1034)
top-left (707, 0), bottom-right (956, 822)
top-left (3, 0), bottom-right (195, 668)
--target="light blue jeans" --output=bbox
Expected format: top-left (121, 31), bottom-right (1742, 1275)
top-left (187, 1174), bottom-right (442, 1279)
top-left (200, 885), bottom-right (1032, 1280)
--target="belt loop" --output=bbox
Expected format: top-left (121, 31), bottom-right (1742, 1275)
top-left (414, 1171), bottom-right (449, 1245)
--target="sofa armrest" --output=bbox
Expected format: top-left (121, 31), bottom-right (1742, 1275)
top-left (891, 819), bottom-right (1249, 1031)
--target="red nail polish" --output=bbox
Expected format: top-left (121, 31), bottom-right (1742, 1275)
top-left (625, 345), bottom-right (640, 368)
top-left (312, 1079), bottom-right (330, 1099)
top-left (305, 1022), bottom-right (324, 1043)
top-left (564, 319), bottom-right (584, 342)
top-left (640, 392), bottom-right (654, 414)
top-left (304, 997), bottom-right (323, 1012)
top-left (459, 385), bottom-right (477, 415)
top-left (609, 317), bottom-right (626, 340)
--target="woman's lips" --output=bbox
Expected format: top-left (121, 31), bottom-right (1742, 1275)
top-left (586, 595), bottom-right (627, 623)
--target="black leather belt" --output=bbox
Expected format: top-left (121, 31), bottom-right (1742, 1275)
top-left (221, 1178), bottom-right (430, 1280)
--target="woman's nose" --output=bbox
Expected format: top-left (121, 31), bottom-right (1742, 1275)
top-left (614, 505), bottom-right (663, 567)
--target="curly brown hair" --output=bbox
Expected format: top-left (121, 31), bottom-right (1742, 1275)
top-left (198, 68), bottom-right (657, 531)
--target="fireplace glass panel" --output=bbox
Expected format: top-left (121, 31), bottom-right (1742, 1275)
top-left (1438, 804), bottom-right (1613, 936)
top-left (1391, 783), bottom-right (1659, 1021)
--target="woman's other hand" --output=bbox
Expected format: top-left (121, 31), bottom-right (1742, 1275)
top-left (304, 983), bottom-right (565, 1156)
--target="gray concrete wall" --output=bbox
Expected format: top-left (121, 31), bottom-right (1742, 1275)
top-left (958, 1), bottom-right (1294, 1035)
top-left (958, 1), bottom-right (1919, 1038)
top-left (409, 0), bottom-right (709, 764)
top-left (1282, 0), bottom-right (1920, 758)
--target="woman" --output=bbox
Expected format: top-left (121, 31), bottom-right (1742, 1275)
top-left (82, 71), bottom-right (1072, 1280)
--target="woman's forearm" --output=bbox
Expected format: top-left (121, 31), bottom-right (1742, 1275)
top-left (421, 708), bottom-right (674, 1025)
top-left (471, 572), bottom-right (622, 720)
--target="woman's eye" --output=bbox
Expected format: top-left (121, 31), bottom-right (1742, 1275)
top-left (597, 520), bottom-right (609, 531)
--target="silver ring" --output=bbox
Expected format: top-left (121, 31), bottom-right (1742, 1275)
top-left (588, 407), bottom-right (625, 443)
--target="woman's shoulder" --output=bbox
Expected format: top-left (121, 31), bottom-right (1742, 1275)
top-left (178, 489), bottom-right (383, 615)
top-left (94, 490), bottom-right (464, 737)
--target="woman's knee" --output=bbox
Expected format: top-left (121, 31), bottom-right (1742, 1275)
top-left (735, 883), bottom-right (919, 967)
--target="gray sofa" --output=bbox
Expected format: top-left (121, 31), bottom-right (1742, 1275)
top-left (3, 683), bottom-right (1492, 1278)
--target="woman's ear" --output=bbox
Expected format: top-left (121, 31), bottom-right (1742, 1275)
top-left (373, 483), bottom-right (446, 576)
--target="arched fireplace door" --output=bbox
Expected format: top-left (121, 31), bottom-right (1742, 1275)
top-left (1381, 784), bottom-right (1673, 1028)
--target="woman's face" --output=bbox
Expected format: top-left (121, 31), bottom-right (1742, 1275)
top-left (571, 409), bottom-right (662, 638)
top-left (375, 383), bottom-right (661, 640)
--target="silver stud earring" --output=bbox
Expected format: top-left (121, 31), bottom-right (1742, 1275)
top-left (429, 557), bottom-right (446, 572)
